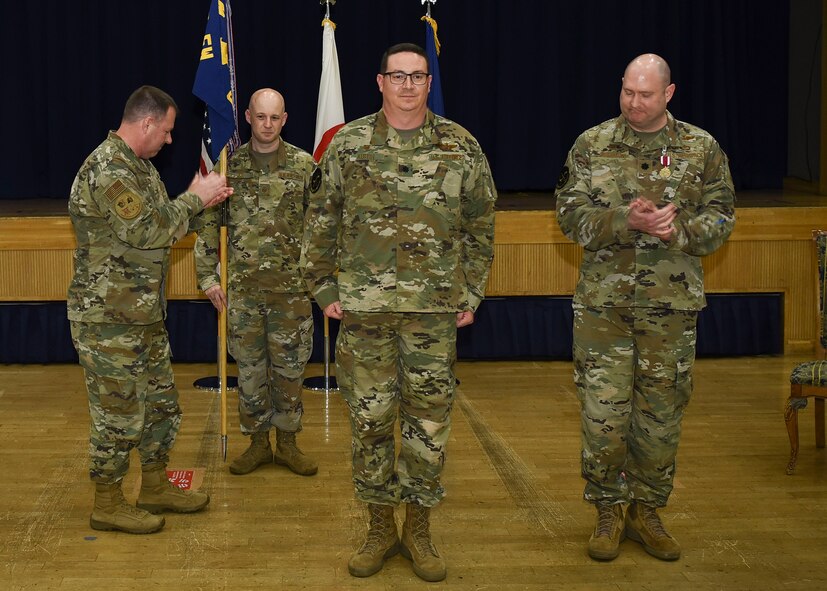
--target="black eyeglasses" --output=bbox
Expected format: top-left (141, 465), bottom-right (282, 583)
top-left (382, 71), bottom-right (429, 85)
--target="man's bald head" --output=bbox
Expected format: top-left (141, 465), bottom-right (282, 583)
top-left (619, 53), bottom-right (675, 132)
top-left (249, 88), bottom-right (285, 113)
top-left (624, 53), bottom-right (671, 87)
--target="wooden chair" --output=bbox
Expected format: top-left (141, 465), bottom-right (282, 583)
top-left (785, 230), bottom-right (827, 474)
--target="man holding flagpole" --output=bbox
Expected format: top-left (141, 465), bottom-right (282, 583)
top-left (302, 42), bottom-right (497, 582)
top-left (195, 89), bottom-right (319, 477)
top-left (192, 0), bottom-right (241, 460)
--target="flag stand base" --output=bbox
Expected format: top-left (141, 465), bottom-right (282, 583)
top-left (193, 376), bottom-right (239, 392)
top-left (303, 375), bottom-right (338, 392)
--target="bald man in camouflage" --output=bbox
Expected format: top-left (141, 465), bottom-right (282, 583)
top-left (302, 43), bottom-right (496, 582)
top-left (556, 54), bottom-right (735, 562)
top-left (68, 85), bottom-right (232, 535)
top-left (195, 89), bottom-right (318, 478)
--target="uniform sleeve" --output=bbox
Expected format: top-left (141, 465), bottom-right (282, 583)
top-left (301, 144), bottom-right (342, 308)
top-left (555, 134), bottom-right (635, 251)
top-left (93, 160), bottom-right (203, 250)
top-left (192, 205), bottom-right (221, 292)
top-left (668, 141), bottom-right (735, 256)
top-left (460, 148), bottom-right (497, 311)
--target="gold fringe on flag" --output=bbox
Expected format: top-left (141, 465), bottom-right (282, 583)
top-left (322, 17), bottom-right (336, 29)
top-left (421, 15), bottom-right (440, 55)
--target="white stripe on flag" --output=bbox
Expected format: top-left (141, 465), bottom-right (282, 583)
top-left (313, 20), bottom-right (345, 162)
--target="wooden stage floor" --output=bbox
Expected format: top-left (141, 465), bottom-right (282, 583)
top-left (0, 355), bottom-right (825, 590)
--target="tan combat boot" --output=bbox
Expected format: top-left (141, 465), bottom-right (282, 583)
top-left (625, 502), bottom-right (681, 560)
top-left (348, 503), bottom-right (400, 577)
top-left (588, 503), bottom-right (627, 561)
top-left (136, 463), bottom-right (210, 514)
top-left (273, 429), bottom-right (318, 476)
top-left (400, 503), bottom-right (447, 582)
top-left (90, 481), bottom-right (165, 534)
top-left (229, 431), bottom-right (273, 475)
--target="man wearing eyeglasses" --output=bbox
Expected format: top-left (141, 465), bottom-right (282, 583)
top-left (302, 43), bottom-right (497, 582)
top-left (195, 88), bottom-right (319, 478)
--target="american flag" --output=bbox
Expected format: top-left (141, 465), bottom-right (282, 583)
top-left (200, 108), bottom-right (216, 174)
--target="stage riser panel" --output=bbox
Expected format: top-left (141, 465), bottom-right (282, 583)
top-left (1, 207), bottom-right (825, 352)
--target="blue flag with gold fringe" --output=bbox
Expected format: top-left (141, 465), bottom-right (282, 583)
top-left (193, 0), bottom-right (240, 171)
top-left (422, 14), bottom-right (445, 116)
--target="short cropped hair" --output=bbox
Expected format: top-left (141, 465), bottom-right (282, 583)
top-left (122, 85), bottom-right (178, 123)
top-left (379, 43), bottom-right (429, 74)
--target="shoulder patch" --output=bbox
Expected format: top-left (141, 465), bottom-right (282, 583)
top-left (113, 191), bottom-right (144, 220)
top-left (556, 166), bottom-right (570, 190)
top-left (104, 179), bottom-right (127, 202)
top-left (310, 167), bottom-right (322, 193)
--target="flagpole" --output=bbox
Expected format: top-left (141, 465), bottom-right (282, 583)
top-left (304, 0), bottom-right (342, 396)
top-left (192, 147), bottom-right (234, 462)
top-left (192, 0), bottom-right (241, 461)
top-left (218, 148), bottom-right (229, 461)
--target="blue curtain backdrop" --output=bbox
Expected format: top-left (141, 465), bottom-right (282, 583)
top-left (0, 295), bottom-right (783, 364)
top-left (0, 0), bottom-right (788, 199)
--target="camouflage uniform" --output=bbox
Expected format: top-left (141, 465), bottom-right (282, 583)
top-left (67, 131), bottom-right (206, 483)
top-left (194, 141), bottom-right (315, 435)
top-left (302, 110), bottom-right (497, 507)
top-left (556, 112), bottom-right (735, 507)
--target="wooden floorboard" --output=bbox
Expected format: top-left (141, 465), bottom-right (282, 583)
top-left (0, 356), bottom-right (825, 590)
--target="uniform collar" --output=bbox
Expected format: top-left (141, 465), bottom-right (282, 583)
top-left (109, 130), bottom-right (138, 159)
top-left (241, 139), bottom-right (286, 171)
top-left (370, 109), bottom-right (441, 149)
top-left (614, 111), bottom-right (680, 149)
top-left (108, 130), bottom-right (150, 171)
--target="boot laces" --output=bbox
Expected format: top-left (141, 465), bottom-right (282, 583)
top-left (410, 508), bottom-right (439, 556)
top-left (640, 506), bottom-right (669, 537)
top-left (110, 486), bottom-right (149, 517)
top-left (359, 507), bottom-right (394, 553)
top-left (241, 434), bottom-right (270, 458)
top-left (251, 432), bottom-right (271, 448)
top-left (277, 432), bottom-right (302, 454)
top-left (595, 505), bottom-right (620, 537)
